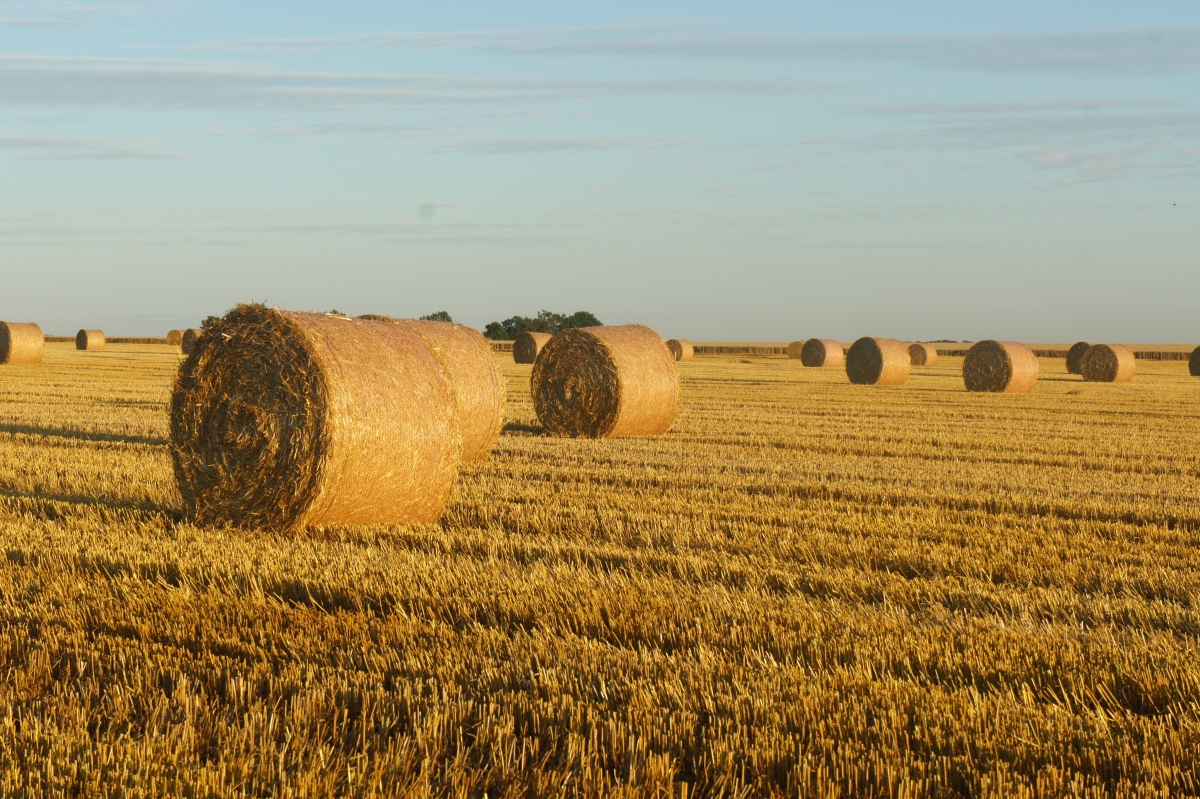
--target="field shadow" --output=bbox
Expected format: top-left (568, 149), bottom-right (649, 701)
top-left (503, 420), bottom-right (544, 435)
top-left (0, 423), bottom-right (167, 447)
top-left (0, 486), bottom-right (180, 520)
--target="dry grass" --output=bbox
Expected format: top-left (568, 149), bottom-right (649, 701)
top-left (2, 343), bottom-right (1200, 796)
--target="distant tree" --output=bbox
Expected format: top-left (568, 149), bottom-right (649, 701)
top-left (327, 309), bottom-right (348, 317)
top-left (419, 311), bottom-right (454, 323)
top-left (482, 310), bottom-right (602, 340)
top-left (201, 315), bottom-right (221, 329)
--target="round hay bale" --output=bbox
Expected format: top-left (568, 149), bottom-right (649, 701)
top-left (76, 329), bottom-right (104, 351)
top-left (0, 322), bottom-right (44, 365)
top-left (1066, 341), bottom-right (1091, 375)
top-left (166, 329), bottom-right (185, 346)
top-left (801, 338), bottom-right (845, 368)
top-left (513, 332), bottom-right (552, 364)
top-left (786, 341), bottom-right (804, 359)
top-left (170, 305), bottom-right (461, 532)
top-left (962, 340), bottom-right (1038, 393)
top-left (666, 339), bottom-right (694, 362)
top-left (532, 325), bottom-right (679, 438)
top-left (181, 328), bottom-right (203, 355)
top-left (1081, 344), bottom-right (1135, 383)
top-left (908, 343), bottom-right (938, 367)
top-left (1190, 346), bottom-right (1200, 377)
top-left (845, 337), bottom-right (910, 386)
top-left (386, 319), bottom-right (505, 461)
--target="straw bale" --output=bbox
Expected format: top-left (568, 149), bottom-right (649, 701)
top-left (1081, 344), bottom-right (1135, 383)
top-left (1191, 346), bottom-right (1200, 377)
top-left (166, 329), bottom-right (184, 346)
top-left (386, 319), bottom-right (505, 461)
top-left (181, 328), bottom-right (203, 355)
top-left (801, 339), bottom-right (845, 368)
top-left (1066, 341), bottom-right (1091, 375)
top-left (532, 324), bottom-right (679, 438)
top-left (76, 329), bottom-right (104, 351)
top-left (0, 322), bottom-right (43, 365)
top-left (962, 340), bottom-right (1038, 393)
top-left (170, 305), bottom-right (461, 532)
top-left (908, 343), bottom-right (938, 367)
top-left (845, 338), bottom-right (910, 386)
top-left (786, 341), bottom-right (804, 359)
top-left (513, 332), bottom-right (552, 364)
top-left (666, 339), bottom-right (694, 362)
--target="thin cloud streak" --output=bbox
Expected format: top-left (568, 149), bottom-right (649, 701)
top-left (221, 26), bottom-right (1200, 77)
top-left (0, 135), bottom-right (187, 159)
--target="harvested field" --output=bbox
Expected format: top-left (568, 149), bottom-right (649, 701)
top-left (2, 344), bottom-right (1200, 796)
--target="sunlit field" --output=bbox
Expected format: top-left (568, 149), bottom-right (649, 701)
top-left (2, 343), bottom-right (1199, 797)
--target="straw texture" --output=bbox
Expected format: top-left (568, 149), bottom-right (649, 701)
top-left (532, 325), bottom-right (679, 438)
top-left (181, 329), bottom-right (202, 355)
top-left (908, 343), bottom-right (939, 367)
top-left (786, 341), bottom-right (804, 360)
top-left (666, 339), bottom-right (694, 362)
top-left (513, 332), bottom-right (552, 364)
top-left (1191, 346), bottom-right (1200, 377)
top-left (170, 305), bottom-right (461, 532)
top-left (1066, 342), bottom-right (1091, 375)
top-left (76, 330), bottom-right (104, 351)
top-left (1081, 344), bottom-right (1135, 383)
top-left (962, 341), bottom-right (1038, 393)
top-left (166, 330), bottom-right (184, 346)
top-left (846, 338), bottom-right (910, 386)
top-left (801, 339), bottom-right (845, 368)
top-left (387, 319), bottom-right (505, 461)
top-left (0, 322), bottom-right (43, 365)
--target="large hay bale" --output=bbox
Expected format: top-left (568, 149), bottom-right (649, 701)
top-left (666, 339), bottom-right (694, 362)
top-left (166, 329), bottom-right (185, 346)
top-left (513, 332), bottom-right (552, 364)
top-left (1081, 344), bottom-right (1135, 383)
top-left (170, 305), bottom-right (461, 532)
top-left (786, 341), bottom-right (804, 359)
top-left (801, 338), bottom-right (844, 368)
top-left (181, 328), bottom-right (202, 355)
top-left (386, 319), bottom-right (505, 461)
top-left (845, 337), bottom-right (910, 386)
top-left (532, 325), bottom-right (679, 438)
top-left (1191, 346), bottom-right (1200, 377)
top-left (0, 322), bottom-right (44, 365)
top-left (908, 343), bottom-right (938, 367)
top-left (1066, 341), bottom-right (1091, 375)
top-left (76, 329), bottom-right (104, 351)
top-left (962, 340), bottom-right (1038, 393)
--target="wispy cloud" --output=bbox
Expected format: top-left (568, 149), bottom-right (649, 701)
top-left (220, 26), bottom-right (1200, 77)
top-left (0, 134), bottom-right (187, 159)
top-left (0, 56), bottom-right (809, 111)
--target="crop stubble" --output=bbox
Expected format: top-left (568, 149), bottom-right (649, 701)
top-left (1, 344), bottom-right (1199, 796)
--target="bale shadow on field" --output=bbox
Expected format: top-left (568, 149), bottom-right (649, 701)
top-left (0, 423), bottom-right (167, 447)
top-left (503, 420), bottom-right (544, 435)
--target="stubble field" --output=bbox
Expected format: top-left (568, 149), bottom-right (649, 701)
top-left (1, 343), bottom-right (1199, 797)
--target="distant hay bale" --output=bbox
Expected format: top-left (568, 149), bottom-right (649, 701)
top-left (1066, 341), bottom-right (1091, 375)
top-left (666, 339), bottom-right (694, 362)
top-left (76, 329), bottom-right (104, 351)
top-left (170, 305), bottom-right (461, 532)
top-left (845, 338), bottom-right (910, 386)
top-left (0, 322), bottom-right (44, 365)
top-left (962, 340), bottom-right (1038, 393)
top-left (1191, 346), bottom-right (1200, 377)
top-left (166, 329), bottom-right (184, 346)
top-left (908, 343), bottom-right (938, 367)
top-left (801, 338), bottom-right (845, 368)
top-left (532, 325), bottom-right (679, 438)
top-left (181, 328), bottom-right (203, 355)
top-left (513, 332), bottom-right (552, 364)
top-left (786, 341), bottom-right (804, 359)
top-left (1081, 344), bottom-right (1135, 383)
top-left (386, 319), bottom-right (505, 461)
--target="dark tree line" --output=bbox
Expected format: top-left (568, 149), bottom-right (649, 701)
top-left (483, 310), bottom-right (602, 341)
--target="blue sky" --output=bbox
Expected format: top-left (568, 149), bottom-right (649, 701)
top-left (1, 2), bottom-right (1198, 341)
